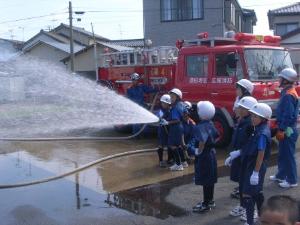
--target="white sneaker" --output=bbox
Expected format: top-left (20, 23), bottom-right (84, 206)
top-left (170, 164), bottom-right (184, 171)
top-left (269, 175), bottom-right (284, 183)
top-left (240, 210), bottom-right (258, 222)
top-left (182, 161), bottom-right (189, 168)
top-left (278, 180), bottom-right (298, 188)
top-left (229, 205), bottom-right (245, 217)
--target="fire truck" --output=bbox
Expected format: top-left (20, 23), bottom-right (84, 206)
top-left (98, 32), bottom-right (299, 146)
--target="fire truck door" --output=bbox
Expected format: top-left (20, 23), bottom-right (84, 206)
top-left (178, 54), bottom-right (210, 102)
top-left (208, 52), bottom-right (243, 110)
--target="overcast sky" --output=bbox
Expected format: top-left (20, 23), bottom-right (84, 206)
top-left (0, 0), bottom-right (298, 42)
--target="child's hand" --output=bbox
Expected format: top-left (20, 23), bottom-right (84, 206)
top-left (224, 156), bottom-right (232, 166)
top-left (250, 171), bottom-right (259, 185)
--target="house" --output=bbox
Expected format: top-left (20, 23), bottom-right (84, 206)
top-left (22, 30), bottom-right (85, 62)
top-left (268, 2), bottom-right (300, 72)
top-left (143, 0), bottom-right (257, 46)
top-left (22, 24), bottom-right (136, 79)
top-left (0, 38), bottom-right (23, 61)
top-left (61, 41), bottom-right (133, 78)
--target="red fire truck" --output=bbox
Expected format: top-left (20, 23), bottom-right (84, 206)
top-left (98, 32), bottom-right (299, 146)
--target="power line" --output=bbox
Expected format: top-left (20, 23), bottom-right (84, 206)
top-left (0, 12), bottom-right (68, 25)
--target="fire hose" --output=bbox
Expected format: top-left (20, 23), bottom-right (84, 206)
top-left (0, 148), bottom-right (157, 189)
top-left (0, 93), bottom-right (159, 142)
top-left (0, 93), bottom-right (160, 189)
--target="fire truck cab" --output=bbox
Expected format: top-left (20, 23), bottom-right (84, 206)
top-left (99, 32), bottom-right (299, 146)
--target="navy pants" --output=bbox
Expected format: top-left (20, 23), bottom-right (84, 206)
top-left (276, 132), bottom-right (298, 184)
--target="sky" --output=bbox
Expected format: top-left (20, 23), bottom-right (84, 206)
top-left (0, 0), bottom-right (299, 42)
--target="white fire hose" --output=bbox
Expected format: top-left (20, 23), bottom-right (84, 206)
top-left (0, 93), bottom-right (161, 189)
top-left (0, 148), bottom-right (157, 189)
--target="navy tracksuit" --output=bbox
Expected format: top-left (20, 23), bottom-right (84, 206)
top-left (194, 120), bottom-right (219, 204)
top-left (168, 101), bottom-right (185, 146)
top-left (230, 115), bottom-right (252, 182)
top-left (157, 108), bottom-right (172, 162)
top-left (127, 83), bottom-right (157, 106)
top-left (240, 122), bottom-right (271, 225)
top-left (168, 101), bottom-right (185, 165)
top-left (275, 86), bottom-right (299, 184)
top-left (127, 83), bottom-right (157, 134)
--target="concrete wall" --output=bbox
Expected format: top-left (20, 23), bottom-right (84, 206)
top-left (143, 0), bottom-right (224, 46)
top-left (64, 45), bottom-right (106, 76)
top-left (26, 44), bottom-right (68, 62)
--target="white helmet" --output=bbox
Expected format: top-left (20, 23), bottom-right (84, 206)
top-left (160, 94), bottom-right (171, 104)
top-left (236, 79), bottom-right (254, 94)
top-left (130, 72), bottom-right (140, 81)
top-left (249, 103), bottom-right (272, 120)
top-left (169, 88), bottom-right (183, 99)
top-left (278, 68), bottom-right (298, 82)
top-left (184, 101), bottom-right (192, 109)
top-left (238, 96), bottom-right (258, 110)
top-left (197, 101), bottom-right (215, 120)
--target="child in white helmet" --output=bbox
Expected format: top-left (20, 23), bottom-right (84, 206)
top-left (157, 94), bottom-right (172, 167)
top-left (192, 101), bottom-right (219, 213)
top-left (240, 103), bottom-right (272, 225)
top-left (167, 88), bottom-right (188, 171)
top-left (230, 79), bottom-right (254, 199)
top-left (225, 96), bottom-right (257, 218)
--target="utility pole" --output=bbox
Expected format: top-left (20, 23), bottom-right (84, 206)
top-left (91, 23), bottom-right (99, 81)
top-left (69, 1), bottom-right (75, 73)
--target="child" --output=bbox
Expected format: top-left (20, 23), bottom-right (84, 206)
top-left (225, 96), bottom-right (257, 217)
top-left (259, 195), bottom-right (300, 225)
top-left (234, 79), bottom-right (254, 120)
top-left (182, 101), bottom-right (196, 163)
top-left (157, 94), bottom-right (172, 167)
top-left (230, 79), bottom-right (254, 199)
top-left (241, 103), bottom-right (272, 225)
top-left (167, 88), bottom-right (188, 171)
top-left (192, 101), bottom-right (219, 213)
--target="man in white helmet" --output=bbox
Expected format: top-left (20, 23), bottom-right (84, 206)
top-left (127, 72), bottom-right (157, 107)
top-left (240, 103), bottom-right (272, 225)
top-left (192, 101), bottom-right (219, 213)
top-left (127, 72), bottom-right (157, 135)
top-left (270, 68), bottom-right (299, 188)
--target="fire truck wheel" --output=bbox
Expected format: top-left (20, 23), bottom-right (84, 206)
top-left (213, 112), bottom-right (232, 147)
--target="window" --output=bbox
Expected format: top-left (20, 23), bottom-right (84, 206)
top-left (231, 3), bottom-right (236, 25)
top-left (161, 0), bottom-right (203, 22)
top-left (215, 52), bottom-right (242, 78)
top-left (276, 23), bottom-right (298, 36)
top-left (186, 55), bottom-right (208, 77)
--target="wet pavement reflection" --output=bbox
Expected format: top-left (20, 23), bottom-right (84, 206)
top-left (0, 133), bottom-right (296, 224)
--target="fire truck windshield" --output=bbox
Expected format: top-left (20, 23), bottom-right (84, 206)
top-left (244, 49), bottom-right (293, 81)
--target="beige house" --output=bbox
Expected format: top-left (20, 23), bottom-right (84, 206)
top-left (22, 24), bottom-right (135, 79)
top-left (268, 2), bottom-right (300, 72)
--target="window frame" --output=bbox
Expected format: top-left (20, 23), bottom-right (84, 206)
top-left (275, 22), bottom-right (298, 36)
top-left (186, 54), bottom-right (209, 78)
top-left (160, 0), bottom-right (204, 22)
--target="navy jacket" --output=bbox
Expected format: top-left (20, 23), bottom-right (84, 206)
top-left (127, 84), bottom-right (157, 106)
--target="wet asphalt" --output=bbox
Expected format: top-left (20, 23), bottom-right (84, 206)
top-left (0, 130), bottom-right (298, 225)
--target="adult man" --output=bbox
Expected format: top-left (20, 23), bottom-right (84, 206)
top-left (270, 68), bottom-right (299, 188)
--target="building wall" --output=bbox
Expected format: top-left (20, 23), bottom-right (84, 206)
top-left (65, 45), bottom-right (106, 74)
top-left (273, 15), bottom-right (300, 25)
top-left (143, 0), bottom-right (224, 46)
top-left (26, 44), bottom-right (68, 62)
top-left (281, 33), bottom-right (300, 73)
